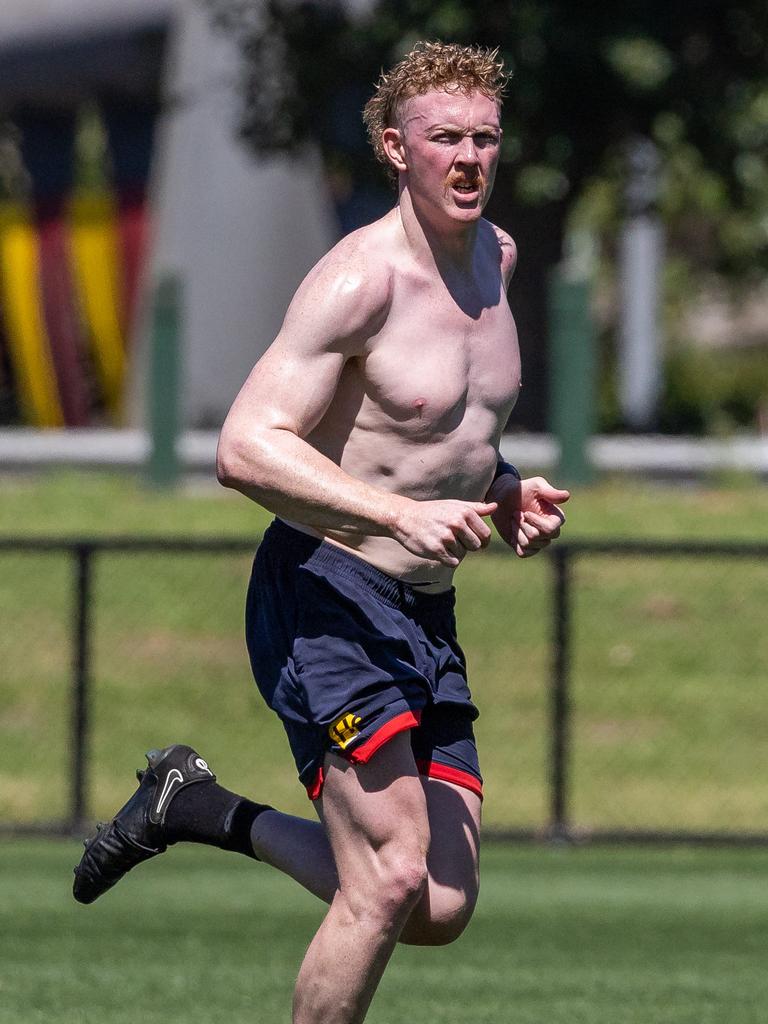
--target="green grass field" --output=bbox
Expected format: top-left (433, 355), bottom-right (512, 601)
top-left (2, 840), bottom-right (767, 1024)
top-left (1, 471), bottom-right (768, 833)
top-left (2, 469), bottom-right (768, 540)
top-left (2, 473), bottom-right (768, 1021)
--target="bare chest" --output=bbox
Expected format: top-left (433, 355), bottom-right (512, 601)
top-left (360, 278), bottom-right (521, 435)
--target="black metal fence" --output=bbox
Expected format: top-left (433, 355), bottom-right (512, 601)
top-left (542, 541), bottom-right (768, 846)
top-left (1, 536), bottom-right (766, 843)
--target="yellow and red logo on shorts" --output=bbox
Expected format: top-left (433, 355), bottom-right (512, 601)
top-left (329, 713), bottom-right (362, 749)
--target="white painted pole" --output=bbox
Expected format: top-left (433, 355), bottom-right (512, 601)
top-left (131, 0), bottom-right (337, 430)
top-left (618, 137), bottom-right (664, 431)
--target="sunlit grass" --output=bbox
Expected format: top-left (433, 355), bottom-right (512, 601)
top-left (1, 842), bottom-right (767, 1024)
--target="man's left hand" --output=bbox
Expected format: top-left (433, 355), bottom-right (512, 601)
top-left (489, 475), bottom-right (570, 558)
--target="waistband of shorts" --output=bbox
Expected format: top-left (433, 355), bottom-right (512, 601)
top-left (265, 518), bottom-right (456, 615)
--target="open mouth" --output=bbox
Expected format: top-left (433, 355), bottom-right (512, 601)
top-left (451, 181), bottom-right (481, 200)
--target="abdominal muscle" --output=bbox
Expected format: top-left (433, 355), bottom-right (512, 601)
top-left (283, 425), bottom-right (498, 593)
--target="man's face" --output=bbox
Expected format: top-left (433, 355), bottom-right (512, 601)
top-left (395, 88), bottom-right (502, 224)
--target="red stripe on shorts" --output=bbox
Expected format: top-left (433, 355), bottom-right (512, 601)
top-left (415, 759), bottom-right (484, 800)
top-left (348, 709), bottom-right (421, 764)
top-left (306, 709), bottom-right (422, 800)
top-left (306, 766), bottom-right (325, 801)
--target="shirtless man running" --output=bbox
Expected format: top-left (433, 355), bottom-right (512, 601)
top-left (73, 41), bottom-right (569, 1024)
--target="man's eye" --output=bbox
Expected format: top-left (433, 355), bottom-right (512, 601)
top-left (434, 134), bottom-right (460, 144)
top-left (476, 133), bottom-right (499, 145)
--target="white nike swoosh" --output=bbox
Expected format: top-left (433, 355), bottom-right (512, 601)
top-left (155, 769), bottom-right (184, 816)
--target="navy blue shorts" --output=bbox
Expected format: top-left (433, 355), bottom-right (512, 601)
top-left (245, 519), bottom-right (482, 801)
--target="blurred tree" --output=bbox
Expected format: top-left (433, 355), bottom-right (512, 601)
top-left (201, 0), bottom-right (767, 277)
top-left (200, 0), bottom-right (768, 432)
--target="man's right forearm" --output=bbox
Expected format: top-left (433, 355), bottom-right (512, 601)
top-left (216, 426), bottom-right (405, 537)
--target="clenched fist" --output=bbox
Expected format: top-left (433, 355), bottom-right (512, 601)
top-left (487, 475), bottom-right (570, 558)
top-left (390, 498), bottom-right (498, 567)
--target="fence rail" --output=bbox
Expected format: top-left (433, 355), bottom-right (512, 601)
top-left (2, 536), bottom-right (767, 844)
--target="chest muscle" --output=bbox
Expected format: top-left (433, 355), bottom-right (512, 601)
top-left (362, 289), bottom-right (521, 435)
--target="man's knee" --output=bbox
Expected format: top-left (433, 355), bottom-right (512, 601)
top-left (385, 848), bottom-right (430, 908)
top-left (399, 888), bottom-right (478, 946)
top-left (364, 845), bottom-right (429, 921)
top-left (339, 836), bottom-right (429, 934)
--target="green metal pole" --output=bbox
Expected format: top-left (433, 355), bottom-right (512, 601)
top-left (548, 257), bottom-right (597, 486)
top-left (147, 275), bottom-right (181, 487)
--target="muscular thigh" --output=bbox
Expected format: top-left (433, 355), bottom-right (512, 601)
top-left (423, 776), bottom-right (481, 897)
top-left (317, 732), bottom-right (430, 896)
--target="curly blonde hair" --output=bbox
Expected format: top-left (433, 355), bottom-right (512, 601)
top-left (363, 41), bottom-right (508, 174)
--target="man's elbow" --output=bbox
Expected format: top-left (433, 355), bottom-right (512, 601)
top-left (216, 419), bottom-right (295, 493)
top-left (215, 432), bottom-right (260, 491)
top-left (215, 445), bottom-right (239, 490)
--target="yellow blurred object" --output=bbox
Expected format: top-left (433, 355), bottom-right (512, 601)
top-left (69, 190), bottom-right (126, 419)
top-left (0, 202), bottom-right (64, 427)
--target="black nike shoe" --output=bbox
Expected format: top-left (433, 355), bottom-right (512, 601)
top-left (73, 744), bottom-right (215, 905)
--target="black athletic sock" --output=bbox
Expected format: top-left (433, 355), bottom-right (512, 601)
top-left (164, 779), bottom-right (272, 860)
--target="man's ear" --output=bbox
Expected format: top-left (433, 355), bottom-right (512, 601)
top-left (382, 127), bottom-right (407, 173)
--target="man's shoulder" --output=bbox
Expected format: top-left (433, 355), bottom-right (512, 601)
top-left (287, 214), bottom-right (398, 344)
top-left (483, 219), bottom-right (517, 278)
top-left (318, 212), bottom-right (398, 280)
top-left (306, 217), bottom-right (396, 306)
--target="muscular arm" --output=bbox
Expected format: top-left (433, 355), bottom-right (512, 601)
top-left (217, 247), bottom-right (398, 535)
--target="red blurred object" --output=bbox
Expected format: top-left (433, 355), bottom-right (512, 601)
top-left (36, 199), bottom-right (90, 426)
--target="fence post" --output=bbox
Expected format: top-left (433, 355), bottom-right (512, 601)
top-left (549, 545), bottom-right (572, 840)
top-left (548, 231), bottom-right (597, 486)
top-left (147, 275), bottom-right (182, 487)
top-left (71, 543), bottom-right (93, 831)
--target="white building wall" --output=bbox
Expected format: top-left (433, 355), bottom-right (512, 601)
top-left (136, 0), bottom-right (337, 428)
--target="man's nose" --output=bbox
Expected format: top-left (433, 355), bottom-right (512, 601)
top-left (456, 135), bottom-right (479, 164)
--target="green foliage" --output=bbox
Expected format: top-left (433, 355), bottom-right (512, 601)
top-left (605, 36), bottom-right (676, 92)
top-left (201, 0), bottom-right (768, 275)
top-left (199, 0), bottom-right (768, 437)
top-left (660, 345), bottom-right (768, 434)
top-left (597, 328), bottom-right (768, 435)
